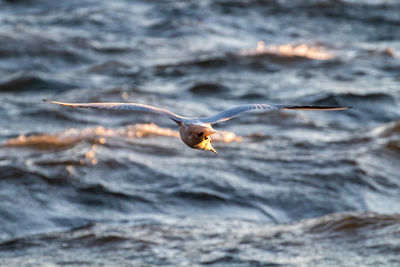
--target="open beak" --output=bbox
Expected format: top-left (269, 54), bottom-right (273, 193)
top-left (206, 137), bottom-right (218, 154)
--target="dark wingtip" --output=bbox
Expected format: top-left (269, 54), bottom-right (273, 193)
top-left (285, 105), bottom-right (351, 111)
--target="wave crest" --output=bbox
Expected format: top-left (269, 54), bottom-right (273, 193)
top-left (240, 42), bottom-right (335, 60)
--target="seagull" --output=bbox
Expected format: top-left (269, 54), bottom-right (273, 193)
top-left (43, 100), bottom-right (349, 154)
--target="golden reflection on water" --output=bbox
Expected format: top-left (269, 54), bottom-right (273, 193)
top-left (84, 144), bottom-right (98, 165)
top-left (4, 123), bottom-right (241, 149)
top-left (244, 41), bottom-right (334, 60)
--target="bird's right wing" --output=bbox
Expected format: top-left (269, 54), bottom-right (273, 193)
top-left (43, 100), bottom-right (188, 123)
top-left (197, 104), bottom-right (349, 124)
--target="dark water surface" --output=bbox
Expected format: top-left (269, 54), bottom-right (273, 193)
top-left (1, 0), bottom-right (400, 266)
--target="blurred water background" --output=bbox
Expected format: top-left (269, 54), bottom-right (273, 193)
top-left (0, 0), bottom-right (400, 266)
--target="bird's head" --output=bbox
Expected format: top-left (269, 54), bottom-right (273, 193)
top-left (179, 124), bottom-right (218, 154)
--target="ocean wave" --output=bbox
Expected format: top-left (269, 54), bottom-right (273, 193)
top-left (86, 60), bottom-right (131, 75)
top-left (239, 42), bottom-right (335, 61)
top-left (369, 121), bottom-right (400, 155)
top-left (306, 92), bottom-right (395, 105)
top-left (0, 72), bottom-right (73, 92)
top-left (76, 183), bottom-right (152, 208)
top-left (188, 82), bottom-right (230, 95)
top-left (155, 43), bottom-right (335, 76)
top-left (213, 0), bottom-right (400, 24)
top-left (301, 92), bottom-right (398, 123)
top-left (1, 211), bottom-right (399, 266)
top-left (305, 212), bottom-right (400, 236)
top-left (371, 121), bottom-right (400, 138)
top-left (0, 30), bottom-right (90, 65)
top-left (171, 189), bottom-right (230, 203)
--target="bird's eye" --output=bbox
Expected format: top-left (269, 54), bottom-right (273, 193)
top-left (197, 132), bottom-right (204, 138)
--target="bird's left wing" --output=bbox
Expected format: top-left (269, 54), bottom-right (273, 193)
top-left (43, 100), bottom-right (188, 123)
top-left (197, 104), bottom-right (349, 124)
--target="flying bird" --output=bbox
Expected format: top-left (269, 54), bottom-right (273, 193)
top-left (43, 100), bottom-right (349, 154)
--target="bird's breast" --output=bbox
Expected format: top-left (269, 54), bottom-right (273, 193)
top-left (179, 126), bottom-right (202, 148)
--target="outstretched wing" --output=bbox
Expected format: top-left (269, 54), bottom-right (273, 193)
top-left (197, 104), bottom-right (349, 124)
top-left (43, 100), bottom-right (187, 123)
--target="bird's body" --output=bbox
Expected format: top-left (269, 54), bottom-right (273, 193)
top-left (44, 100), bottom-right (349, 154)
